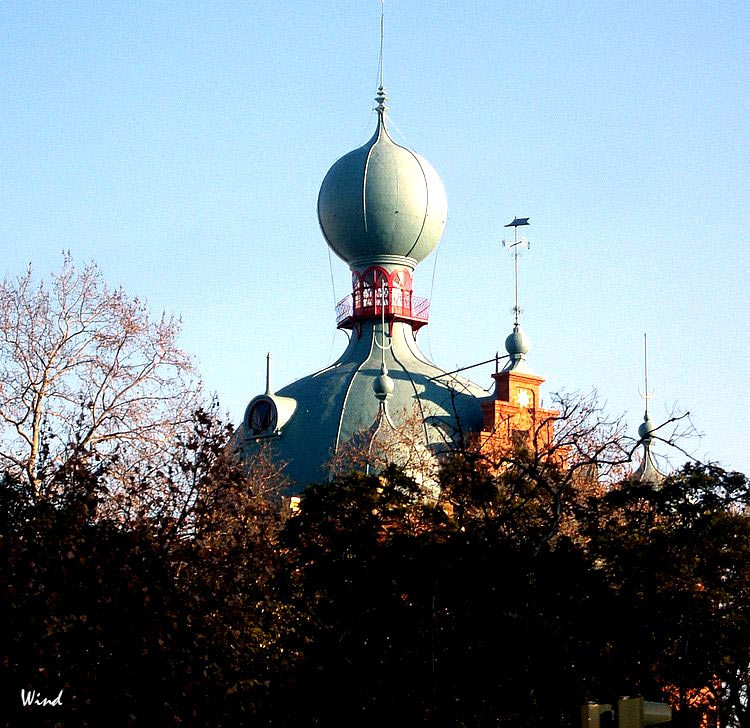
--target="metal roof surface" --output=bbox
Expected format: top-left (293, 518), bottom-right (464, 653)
top-left (235, 320), bottom-right (486, 493)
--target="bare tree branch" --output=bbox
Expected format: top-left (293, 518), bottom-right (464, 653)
top-left (0, 254), bottom-right (203, 510)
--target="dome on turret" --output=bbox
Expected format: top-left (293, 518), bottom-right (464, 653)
top-left (502, 323), bottom-right (533, 373)
top-left (317, 88), bottom-right (447, 271)
top-left (638, 413), bottom-right (656, 443)
top-left (505, 324), bottom-right (530, 359)
top-left (234, 87), bottom-right (487, 495)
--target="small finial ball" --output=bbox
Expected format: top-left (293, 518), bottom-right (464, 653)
top-left (373, 363), bottom-right (395, 402)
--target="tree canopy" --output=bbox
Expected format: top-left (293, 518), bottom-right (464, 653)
top-left (2, 258), bottom-right (748, 726)
top-left (6, 446), bottom-right (750, 726)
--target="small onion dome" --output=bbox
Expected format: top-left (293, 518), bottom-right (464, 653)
top-left (317, 89), bottom-right (448, 271)
top-left (638, 413), bottom-right (656, 444)
top-left (373, 362), bottom-right (395, 402)
top-left (505, 324), bottom-right (530, 367)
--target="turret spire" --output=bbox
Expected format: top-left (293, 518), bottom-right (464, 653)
top-left (640, 332), bottom-right (652, 420)
top-left (636, 333), bottom-right (664, 484)
top-left (638, 333), bottom-right (655, 442)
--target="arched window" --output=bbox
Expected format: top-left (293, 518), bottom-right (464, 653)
top-left (389, 269), bottom-right (413, 315)
top-left (357, 267), bottom-right (389, 315)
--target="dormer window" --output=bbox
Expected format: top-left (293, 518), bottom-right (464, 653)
top-left (243, 391), bottom-right (297, 440)
top-left (245, 398), bottom-right (277, 437)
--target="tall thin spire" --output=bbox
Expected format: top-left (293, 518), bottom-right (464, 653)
top-left (636, 333), bottom-right (663, 484)
top-left (378, 0), bottom-right (385, 90)
top-left (640, 332), bottom-right (653, 419)
top-left (638, 333), bottom-right (655, 441)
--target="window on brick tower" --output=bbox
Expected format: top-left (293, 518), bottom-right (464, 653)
top-left (516, 388), bottom-right (532, 408)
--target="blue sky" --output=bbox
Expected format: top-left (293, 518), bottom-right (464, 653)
top-left (2, 1), bottom-right (748, 475)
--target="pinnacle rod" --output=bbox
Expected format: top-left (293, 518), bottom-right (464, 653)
top-left (514, 225), bottom-right (520, 326)
top-left (643, 333), bottom-right (649, 417)
top-left (378, 0), bottom-right (385, 90)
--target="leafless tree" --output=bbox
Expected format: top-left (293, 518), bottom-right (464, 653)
top-left (0, 254), bottom-right (201, 504)
top-left (453, 387), bottom-right (698, 550)
top-left (327, 403), bottom-right (442, 498)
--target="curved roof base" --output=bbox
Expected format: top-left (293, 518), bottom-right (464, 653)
top-left (234, 321), bottom-right (486, 495)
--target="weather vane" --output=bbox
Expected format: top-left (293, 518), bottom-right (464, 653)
top-left (502, 217), bottom-right (531, 326)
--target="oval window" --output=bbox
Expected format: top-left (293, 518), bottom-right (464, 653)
top-left (246, 399), bottom-right (277, 436)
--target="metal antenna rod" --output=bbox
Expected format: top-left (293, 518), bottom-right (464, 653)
top-left (513, 225), bottom-right (520, 325)
top-left (643, 331), bottom-right (648, 409)
top-left (643, 333), bottom-right (650, 417)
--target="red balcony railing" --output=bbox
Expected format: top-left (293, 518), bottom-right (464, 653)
top-left (335, 289), bottom-right (431, 328)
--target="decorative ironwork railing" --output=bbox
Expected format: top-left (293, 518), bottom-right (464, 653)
top-left (335, 290), bottom-right (431, 326)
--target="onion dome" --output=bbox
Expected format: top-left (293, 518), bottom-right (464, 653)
top-left (234, 87), bottom-right (487, 495)
top-left (638, 412), bottom-right (656, 444)
top-left (317, 87), bottom-right (448, 271)
top-left (504, 323), bottom-right (531, 369)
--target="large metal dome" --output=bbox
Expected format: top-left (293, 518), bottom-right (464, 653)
top-left (317, 90), bottom-right (448, 271)
top-left (234, 88), bottom-right (486, 495)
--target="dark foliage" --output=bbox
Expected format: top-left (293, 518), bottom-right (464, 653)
top-left (579, 464), bottom-right (750, 727)
top-left (4, 445), bottom-right (750, 727)
top-left (278, 466), bottom-right (612, 728)
top-left (2, 463), bottom-right (202, 727)
top-left (1, 417), bottom-right (296, 727)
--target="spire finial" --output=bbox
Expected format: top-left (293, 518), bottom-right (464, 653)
top-left (378, 0), bottom-right (385, 90)
top-left (265, 352), bottom-right (272, 395)
top-left (374, 1), bottom-right (388, 117)
top-left (501, 217), bottom-right (532, 371)
top-left (635, 333), bottom-right (664, 484)
top-left (375, 86), bottom-right (388, 115)
top-left (637, 334), bottom-right (658, 458)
